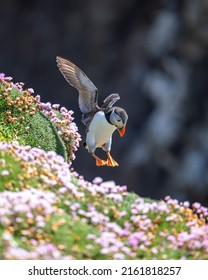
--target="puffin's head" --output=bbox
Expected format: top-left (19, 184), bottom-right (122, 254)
top-left (110, 107), bottom-right (128, 137)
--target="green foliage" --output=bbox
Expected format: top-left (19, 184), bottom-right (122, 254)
top-left (44, 215), bottom-right (102, 259)
top-left (0, 84), bottom-right (67, 160)
top-left (23, 111), bottom-right (67, 159)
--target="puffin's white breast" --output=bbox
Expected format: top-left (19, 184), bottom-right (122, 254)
top-left (86, 111), bottom-right (116, 148)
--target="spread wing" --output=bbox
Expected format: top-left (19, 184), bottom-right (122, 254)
top-left (56, 56), bottom-right (98, 114)
top-left (101, 93), bottom-right (120, 110)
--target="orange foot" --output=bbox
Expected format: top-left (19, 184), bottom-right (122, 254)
top-left (95, 158), bottom-right (107, 166)
top-left (106, 152), bottom-right (119, 167)
top-left (91, 152), bottom-right (107, 166)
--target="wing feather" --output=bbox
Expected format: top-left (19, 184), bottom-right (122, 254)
top-left (56, 56), bottom-right (98, 114)
top-left (101, 93), bottom-right (120, 109)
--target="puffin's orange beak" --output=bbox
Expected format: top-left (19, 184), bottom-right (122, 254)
top-left (118, 125), bottom-right (126, 137)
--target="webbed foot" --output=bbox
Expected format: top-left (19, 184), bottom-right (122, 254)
top-left (91, 152), bottom-right (107, 166)
top-left (96, 158), bottom-right (107, 166)
top-left (106, 152), bottom-right (119, 167)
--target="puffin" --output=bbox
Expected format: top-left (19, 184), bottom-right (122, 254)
top-left (56, 56), bottom-right (128, 167)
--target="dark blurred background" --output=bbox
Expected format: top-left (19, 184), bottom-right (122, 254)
top-left (1, 0), bottom-right (208, 205)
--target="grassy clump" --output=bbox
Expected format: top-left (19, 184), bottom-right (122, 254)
top-left (0, 83), bottom-right (67, 160)
top-left (24, 111), bottom-right (67, 159)
top-left (0, 75), bottom-right (81, 162)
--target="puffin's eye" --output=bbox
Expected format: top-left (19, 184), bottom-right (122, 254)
top-left (117, 119), bottom-right (121, 122)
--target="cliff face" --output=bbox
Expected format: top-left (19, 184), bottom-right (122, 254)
top-left (0, 75), bottom-right (208, 260)
top-left (1, 0), bottom-right (208, 204)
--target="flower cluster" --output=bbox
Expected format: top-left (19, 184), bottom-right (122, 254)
top-left (0, 186), bottom-right (62, 259)
top-left (84, 195), bottom-right (208, 259)
top-left (3, 234), bottom-right (69, 260)
top-left (0, 188), bottom-right (57, 228)
top-left (0, 141), bottom-right (71, 192)
top-left (38, 101), bottom-right (81, 161)
top-left (60, 173), bottom-right (208, 259)
top-left (0, 75), bottom-right (37, 125)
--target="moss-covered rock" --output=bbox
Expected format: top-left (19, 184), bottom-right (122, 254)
top-left (0, 75), bottom-right (80, 162)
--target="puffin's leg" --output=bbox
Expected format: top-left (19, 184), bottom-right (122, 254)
top-left (106, 151), bottom-right (119, 167)
top-left (101, 139), bottom-right (118, 167)
top-left (91, 152), bottom-right (107, 166)
top-left (85, 141), bottom-right (107, 166)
